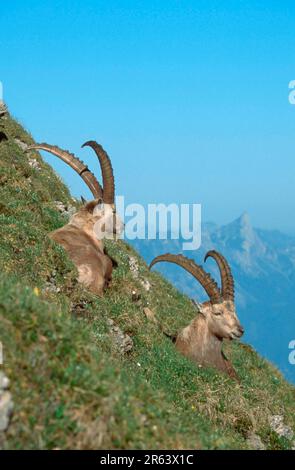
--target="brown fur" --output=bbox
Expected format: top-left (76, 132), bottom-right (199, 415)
top-left (175, 300), bottom-right (244, 380)
top-left (150, 253), bottom-right (244, 379)
top-left (28, 141), bottom-right (122, 295)
top-left (51, 200), bottom-right (122, 296)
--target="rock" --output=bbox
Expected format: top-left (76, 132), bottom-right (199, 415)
top-left (44, 282), bottom-right (61, 294)
top-left (55, 201), bottom-right (67, 213)
top-left (28, 158), bottom-right (41, 170)
top-left (14, 138), bottom-right (29, 151)
top-left (246, 431), bottom-right (265, 450)
top-left (129, 256), bottom-right (139, 278)
top-left (128, 255), bottom-right (152, 291)
top-left (0, 392), bottom-right (13, 432)
top-left (143, 307), bottom-right (158, 324)
top-left (68, 206), bottom-right (76, 217)
top-left (0, 101), bottom-right (8, 117)
top-left (0, 372), bottom-right (13, 433)
top-left (269, 415), bottom-right (294, 440)
top-left (140, 278), bottom-right (151, 291)
top-left (54, 201), bottom-right (76, 218)
top-left (119, 335), bottom-right (133, 354)
top-left (107, 319), bottom-right (133, 354)
top-left (0, 373), bottom-right (9, 390)
top-left (43, 270), bottom-right (61, 294)
top-left (71, 300), bottom-right (90, 318)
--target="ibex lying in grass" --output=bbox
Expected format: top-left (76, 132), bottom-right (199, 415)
top-left (27, 141), bottom-right (123, 295)
top-left (150, 251), bottom-right (244, 379)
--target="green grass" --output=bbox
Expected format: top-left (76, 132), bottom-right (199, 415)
top-left (0, 112), bottom-right (294, 449)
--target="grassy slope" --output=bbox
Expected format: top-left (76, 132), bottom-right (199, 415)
top-left (0, 113), bottom-right (294, 450)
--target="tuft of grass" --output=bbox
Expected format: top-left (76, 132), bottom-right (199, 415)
top-left (0, 113), bottom-right (294, 449)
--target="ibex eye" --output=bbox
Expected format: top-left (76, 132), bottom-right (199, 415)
top-left (214, 311), bottom-right (222, 316)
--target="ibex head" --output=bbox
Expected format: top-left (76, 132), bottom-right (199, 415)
top-left (27, 141), bottom-right (124, 239)
top-left (150, 250), bottom-right (244, 341)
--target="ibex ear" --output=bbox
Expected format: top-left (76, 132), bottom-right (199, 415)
top-left (84, 200), bottom-right (99, 213)
top-left (81, 196), bottom-right (87, 205)
top-left (198, 302), bottom-right (210, 318)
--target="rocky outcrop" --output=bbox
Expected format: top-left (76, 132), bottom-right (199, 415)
top-left (246, 431), bottom-right (266, 450)
top-left (0, 372), bottom-right (13, 433)
top-left (54, 201), bottom-right (76, 218)
top-left (107, 319), bottom-right (133, 355)
top-left (269, 415), bottom-right (294, 441)
top-left (0, 102), bottom-right (8, 117)
top-left (129, 255), bottom-right (151, 291)
top-left (14, 138), bottom-right (29, 151)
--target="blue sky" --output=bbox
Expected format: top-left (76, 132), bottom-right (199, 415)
top-left (1, 0), bottom-right (295, 232)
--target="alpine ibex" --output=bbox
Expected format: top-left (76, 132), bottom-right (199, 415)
top-left (149, 250), bottom-right (244, 379)
top-left (27, 141), bottom-right (123, 295)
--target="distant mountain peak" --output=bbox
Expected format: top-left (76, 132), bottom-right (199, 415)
top-left (237, 211), bottom-right (251, 227)
top-left (218, 211), bottom-right (255, 246)
top-left (228, 211), bottom-right (252, 232)
top-left (210, 212), bottom-right (266, 271)
top-left (233, 212), bottom-right (255, 250)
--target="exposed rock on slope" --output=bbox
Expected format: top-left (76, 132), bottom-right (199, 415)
top-left (0, 372), bottom-right (13, 433)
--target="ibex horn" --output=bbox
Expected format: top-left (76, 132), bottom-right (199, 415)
top-left (82, 141), bottom-right (115, 204)
top-left (204, 250), bottom-right (234, 301)
top-left (27, 143), bottom-right (103, 199)
top-left (149, 253), bottom-right (222, 304)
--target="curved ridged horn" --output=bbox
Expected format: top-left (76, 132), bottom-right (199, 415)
top-left (149, 253), bottom-right (222, 304)
top-left (204, 250), bottom-right (234, 301)
top-left (82, 141), bottom-right (115, 204)
top-left (27, 143), bottom-right (103, 199)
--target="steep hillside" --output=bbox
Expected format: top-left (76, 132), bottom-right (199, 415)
top-left (132, 214), bottom-right (295, 383)
top-left (0, 110), bottom-right (294, 450)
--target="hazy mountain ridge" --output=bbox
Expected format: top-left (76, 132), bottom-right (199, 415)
top-left (131, 212), bottom-right (295, 383)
